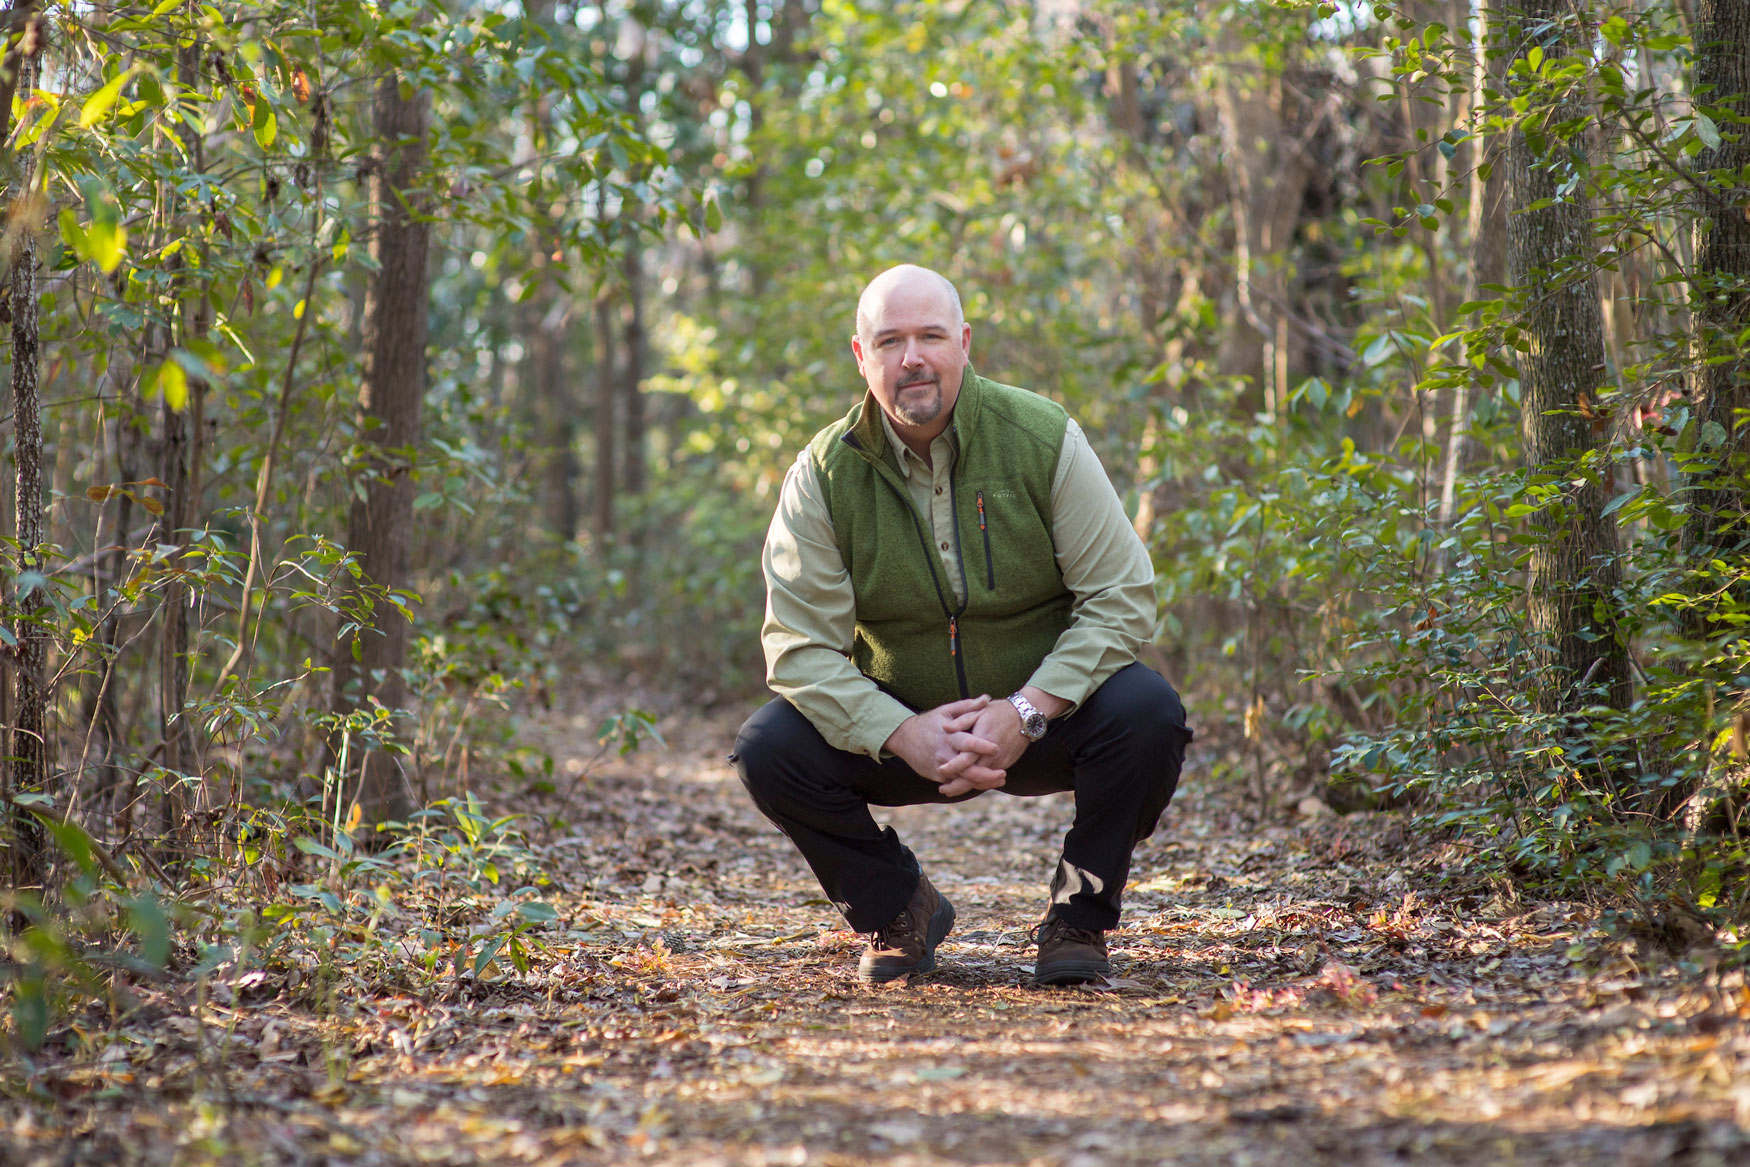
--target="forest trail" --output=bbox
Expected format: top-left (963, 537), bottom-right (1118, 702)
top-left (10, 703), bottom-right (1750, 1166)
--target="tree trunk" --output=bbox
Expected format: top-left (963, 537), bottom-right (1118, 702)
top-left (1439, 0), bottom-right (1507, 530)
top-left (4, 40), bottom-right (45, 898)
top-left (621, 240), bottom-right (646, 496)
top-left (156, 37), bottom-right (212, 840)
top-left (331, 76), bottom-right (430, 824)
top-left (1681, 0), bottom-right (1750, 621)
top-left (1504, 0), bottom-right (1631, 716)
top-left (592, 281), bottom-right (617, 538)
top-left (536, 301), bottom-right (581, 541)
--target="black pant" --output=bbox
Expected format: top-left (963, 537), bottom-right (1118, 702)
top-left (731, 663), bottom-right (1190, 933)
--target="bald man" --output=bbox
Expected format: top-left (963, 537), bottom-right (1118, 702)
top-left (732, 264), bottom-right (1191, 985)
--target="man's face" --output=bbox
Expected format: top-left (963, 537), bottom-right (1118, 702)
top-left (851, 278), bottom-right (972, 431)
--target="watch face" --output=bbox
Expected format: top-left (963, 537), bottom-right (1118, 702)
top-left (1023, 712), bottom-right (1047, 739)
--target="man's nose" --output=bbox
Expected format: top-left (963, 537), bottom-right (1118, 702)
top-left (901, 339), bottom-right (924, 365)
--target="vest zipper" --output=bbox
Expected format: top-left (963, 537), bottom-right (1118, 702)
top-left (945, 435), bottom-right (973, 699)
top-left (976, 490), bottom-right (995, 590)
top-left (844, 429), bottom-right (972, 701)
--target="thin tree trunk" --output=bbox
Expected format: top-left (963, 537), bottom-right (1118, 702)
top-left (592, 280), bottom-right (617, 538)
top-left (1681, 0), bottom-right (1750, 619)
top-left (537, 302), bottom-right (581, 540)
top-left (1505, 0), bottom-right (1631, 716)
top-left (5, 41), bottom-right (46, 898)
top-left (156, 36), bottom-right (212, 839)
top-left (331, 76), bottom-right (430, 824)
top-left (1439, 0), bottom-right (1505, 529)
top-left (621, 240), bottom-right (646, 496)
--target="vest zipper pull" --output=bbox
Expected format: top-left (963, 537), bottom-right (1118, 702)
top-left (949, 615), bottom-right (959, 659)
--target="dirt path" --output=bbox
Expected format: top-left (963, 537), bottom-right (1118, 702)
top-left (8, 706), bottom-right (1750, 1165)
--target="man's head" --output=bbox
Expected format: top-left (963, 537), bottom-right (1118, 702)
top-left (851, 264), bottom-right (972, 436)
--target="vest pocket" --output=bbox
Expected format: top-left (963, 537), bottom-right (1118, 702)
top-left (976, 490), bottom-right (996, 590)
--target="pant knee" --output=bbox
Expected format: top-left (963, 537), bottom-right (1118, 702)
top-left (731, 698), bottom-right (853, 820)
top-left (1085, 666), bottom-right (1191, 762)
top-left (731, 701), bottom-right (792, 804)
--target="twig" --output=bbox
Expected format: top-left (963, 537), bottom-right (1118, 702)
top-left (207, 203), bottom-right (326, 700)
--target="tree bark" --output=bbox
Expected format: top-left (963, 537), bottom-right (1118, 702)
top-left (1504, 0), bottom-right (1631, 715)
top-left (621, 241), bottom-right (646, 496)
top-left (1439, 0), bottom-right (1507, 530)
top-left (536, 301), bottom-right (581, 541)
top-left (4, 39), bottom-right (45, 898)
top-left (331, 76), bottom-right (430, 824)
top-left (155, 36), bottom-right (212, 842)
top-left (1210, 30), bottom-right (1318, 418)
top-left (592, 281), bottom-right (617, 538)
top-left (1681, 0), bottom-right (1750, 622)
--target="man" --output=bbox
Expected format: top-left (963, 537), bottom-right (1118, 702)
top-left (733, 264), bottom-right (1190, 986)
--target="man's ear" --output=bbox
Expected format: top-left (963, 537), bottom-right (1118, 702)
top-left (851, 333), bottom-right (867, 366)
top-left (961, 322), bottom-right (972, 357)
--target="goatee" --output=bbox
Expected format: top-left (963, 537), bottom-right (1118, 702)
top-left (893, 377), bottom-right (942, 426)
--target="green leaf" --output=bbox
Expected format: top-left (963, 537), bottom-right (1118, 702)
top-left (516, 901), bottom-right (558, 923)
top-left (80, 70), bottom-right (132, 128)
top-left (129, 895), bottom-right (171, 968)
top-left (704, 197), bottom-right (723, 233)
top-left (1361, 333), bottom-right (1396, 368)
top-left (57, 208), bottom-right (85, 252)
top-left (253, 97), bottom-right (278, 149)
top-left (292, 835), bottom-right (341, 860)
top-left (86, 217), bottom-right (128, 274)
top-left (41, 816), bottom-right (96, 877)
top-left (156, 358), bottom-right (188, 411)
top-left (191, 944), bottom-right (233, 978)
top-left (474, 935), bottom-right (506, 975)
top-left (1696, 114), bottom-right (1722, 152)
top-left (12, 976), bottom-right (48, 1049)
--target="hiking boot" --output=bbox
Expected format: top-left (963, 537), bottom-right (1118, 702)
top-left (857, 873), bottom-right (956, 984)
top-left (1033, 915), bottom-right (1109, 985)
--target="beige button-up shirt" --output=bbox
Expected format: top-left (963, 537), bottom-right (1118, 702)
top-left (760, 407), bottom-right (1156, 759)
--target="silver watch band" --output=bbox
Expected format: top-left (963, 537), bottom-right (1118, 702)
top-left (1008, 692), bottom-right (1048, 741)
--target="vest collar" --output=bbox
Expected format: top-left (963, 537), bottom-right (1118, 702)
top-left (843, 364), bottom-right (987, 468)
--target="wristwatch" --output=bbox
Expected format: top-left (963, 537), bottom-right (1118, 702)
top-left (1007, 692), bottom-right (1049, 741)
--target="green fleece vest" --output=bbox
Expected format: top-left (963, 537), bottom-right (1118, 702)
top-left (807, 370), bottom-right (1073, 711)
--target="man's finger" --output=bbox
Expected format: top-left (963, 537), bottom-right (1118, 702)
top-left (938, 751), bottom-right (973, 778)
top-left (944, 709), bottom-right (985, 733)
top-left (949, 730), bottom-right (1000, 755)
top-left (939, 695), bottom-right (991, 717)
top-left (958, 763), bottom-right (1007, 788)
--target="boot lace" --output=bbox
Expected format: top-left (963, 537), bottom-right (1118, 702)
top-left (1032, 918), bottom-right (1101, 948)
top-left (872, 912), bottom-right (922, 950)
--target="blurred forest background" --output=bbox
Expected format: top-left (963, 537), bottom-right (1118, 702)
top-left (7, 0), bottom-right (1750, 1041)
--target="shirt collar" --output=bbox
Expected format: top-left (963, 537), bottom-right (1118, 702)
top-left (878, 408), bottom-right (954, 479)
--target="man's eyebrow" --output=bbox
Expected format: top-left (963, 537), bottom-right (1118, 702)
top-left (873, 325), bottom-right (949, 339)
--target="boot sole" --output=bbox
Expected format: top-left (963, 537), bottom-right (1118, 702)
top-left (1035, 958), bottom-right (1110, 986)
top-left (858, 896), bottom-right (957, 984)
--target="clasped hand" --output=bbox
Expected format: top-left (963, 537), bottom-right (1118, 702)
top-left (883, 695), bottom-right (1029, 798)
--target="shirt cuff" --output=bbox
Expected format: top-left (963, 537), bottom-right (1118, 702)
top-left (849, 700), bottom-right (915, 760)
top-left (1025, 660), bottom-right (1094, 716)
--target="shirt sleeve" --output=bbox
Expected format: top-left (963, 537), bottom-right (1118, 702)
top-left (1025, 418), bottom-right (1157, 710)
top-left (760, 451), bottom-right (916, 758)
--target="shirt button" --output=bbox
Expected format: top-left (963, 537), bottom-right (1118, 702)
top-left (940, 541), bottom-right (950, 551)
top-left (935, 486), bottom-right (943, 495)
